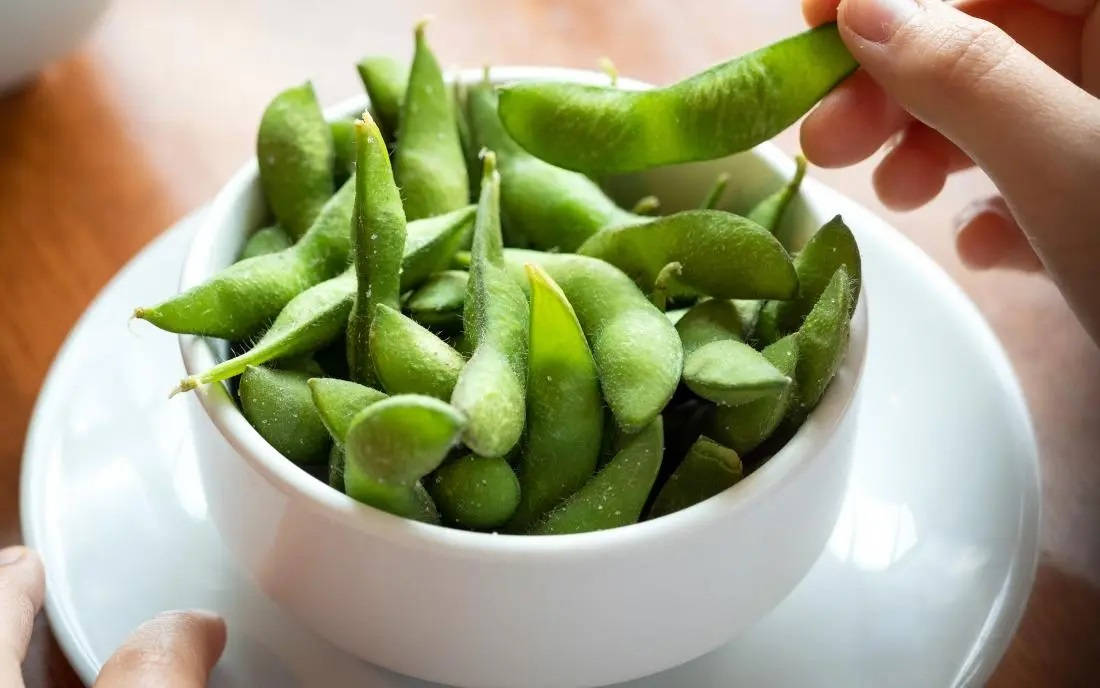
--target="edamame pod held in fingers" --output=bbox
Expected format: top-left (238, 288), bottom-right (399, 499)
top-left (136, 178), bottom-right (356, 339)
top-left (370, 304), bottom-right (464, 400)
top-left (501, 249), bottom-right (682, 433)
top-left (578, 210), bottom-right (797, 300)
top-left (347, 112), bottom-right (407, 384)
top-left (505, 264), bottom-right (603, 532)
top-left (528, 418), bottom-right (663, 535)
top-left (257, 82), bottom-right (335, 238)
top-left (498, 24), bottom-right (856, 174)
top-left (648, 436), bottom-right (742, 519)
top-left (394, 20), bottom-right (469, 220)
top-left (356, 56), bottom-right (408, 142)
top-left (465, 74), bottom-right (639, 251)
top-left (450, 152), bottom-right (529, 457)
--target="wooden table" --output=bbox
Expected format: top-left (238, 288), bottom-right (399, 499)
top-left (2, 1), bottom-right (1096, 684)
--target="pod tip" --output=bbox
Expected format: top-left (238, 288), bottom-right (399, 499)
top-left (169, 376), bottom-right (198, 398)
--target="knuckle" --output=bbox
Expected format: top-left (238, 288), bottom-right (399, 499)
top-left (923, 20), bottom-right (1016, 91)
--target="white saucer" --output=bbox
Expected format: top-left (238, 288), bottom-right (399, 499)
top-left (21, 203), bottom-right (1039, 687)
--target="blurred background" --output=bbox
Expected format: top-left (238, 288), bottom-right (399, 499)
top-left (0, 0), bottom-right (1096, 685)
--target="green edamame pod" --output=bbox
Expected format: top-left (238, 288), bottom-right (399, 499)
top-left (175, 207), bottom-right (475, 392)
top-left (756, 215), bottom-right (861, 343)
top-left (428, 454), bottom-right (521, 530)
top-left (345, 394), bottom-right (465, 486)
top-left (683, 339), bottom-right (790, 407)
top-left (357, 56), bottom-right (409, 142)
top-left (528, 417), bottom-right (663, 535)
top-left (307, 377), bottom-right (388, 444)
top-left (239, 365), bottom-right (331, 465)
top-left (577, 210), bottom-right (797, 300)
top-left (405, 270), bottom-right (468, 331)
top-left (665, 308), bottom-right (689, 325)
top-left (450, 153), bottom-right (529, 457)
top-left (699, 172), bottom-right (730, 211)
top-left (498, 24), bottom-right (856, 174)
top-left (347, 112), bottom-right (407, 384)
top-left (257, 82), bottom-right (335, 238)
top-left (790, 267), bottom-right (852, 418)
top-left (675, 299), bottom-right (745, 355)
top-left (453, 80), bottom-right (482, 200)
top-left (505, 264), bottom-right (603, 532)
top-left (370, 304), bottom-right (465, 399)
top-left (501, 249), bottom-right (682, 433)
top-left (330, 119), bottom-right (357, 180)
top-left (344, 458), bottom-right (440, 524)
top-left (747, 154), bottom-right (807, 234)
top-left (733, 299), bottom-right (764, 340)
top-left (706, 334), bottom-right (799, 454)
top-left (239, 225), bottom-right (292, 260)
top-left (648, 436), bottom-right (742, 518)
top-left (394, 21), bottom-right (468, 220)
top-left (328, 444), bottom-right (345, 489)
top-left (136, 178), bottom-right (356, 339)
top-left (465, 75), bottom-right (638, 252)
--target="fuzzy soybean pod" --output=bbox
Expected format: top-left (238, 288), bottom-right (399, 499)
top-left (675, 299), bottom-right (746, 354)
top-left (330, 119), bottom-right (358, 180)
top-left (707, 334), bottom-right (799, 454)
top-left (528, 418), bottom-right (663, 535)
top-left (577, 210), bottom-right (797, 300)
top-left (428, 454), bottom-right (521, 530)
top-left (308, 377), bottom-right (389, 446)
top-left (497, 24), bottom-right (856, 175)
top-left (370, 304), bottom-right (465, 400)
top-left (239, 365), bottom-right (331, 465)
top-left (174, 206), bottom-right (474, 393)
top-left (683, 340), bottom-right (790, 407)
top-left (239, 225), bottom-right (291, 260)
top-left (500, 249), bottom-right (682, 434)
top-left (465, 75), bottom-right (639, 251)
top-left (347, 113), bottom-right (407, 385)
top-left (405, 270), bottom-right (468, 331)
top-left (504, 264), bottom-right (603, 532)
top-left (394, 21), bottom-right (468, 220)
top-left (450, 152), bottom-right (529, 457)
top-left (136, 177), bottom-right (356, 339)
top-left (648, 436), bottom-right (742, 519)
top-left (755, 215), bottom-right (861, 344)
top-left (357, 56), bottom-right (409, 143)
top-left (257, 82), bottom-right (335, 239)
top-left (747, 155), bottom-right (807, 233)
top-left (790, 267), bottom-right (852, 420)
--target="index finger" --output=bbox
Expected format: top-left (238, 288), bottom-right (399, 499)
top-left (95, 610), bottom-right (226, 688)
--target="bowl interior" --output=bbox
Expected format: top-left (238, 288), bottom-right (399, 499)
top-left (178, 66), bottom-right (868, 549)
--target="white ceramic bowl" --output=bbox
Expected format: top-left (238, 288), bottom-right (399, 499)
top-left (180, 67), bottom-right (869, 688)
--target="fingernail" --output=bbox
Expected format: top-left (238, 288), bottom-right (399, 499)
top-left (0, 546), bottom-right (26, 566)
top-left (841, 0), bottom-right (920, 43)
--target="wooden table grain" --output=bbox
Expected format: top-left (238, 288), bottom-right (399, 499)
top-left (2, 1), bottom-right (1096, 685)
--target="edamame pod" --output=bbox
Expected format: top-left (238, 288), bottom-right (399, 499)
top-left (137, 178), bottom-right (356, 339)
top-left (498, 24), bottom-right (856, 174)
top-left (330, 119), bottom-right (357, 179)
top-left (307, 377), bottom-right (388, 445)
top-left (370, 304), bottom-right (464, 399)
top-left (683, 339), bottom-right (790, 406)
top-left (347, 112), bottom-right (407, 384)
top-left (257, 83), bottom-right (335, 238)
top-left (239, 225), bottom-right (292, 260)
top-left (706, 334), bottom-right (799, 454)
top-left (505, 264), bottom-right (603, 532)
top-left (356, 56), bottom-right (409, 142)
top-left (528, 417), bottom-right (663, 535)
top-left (675, 299), bottom-right (745, 355)
top-left (239, 365), bottom-right (331, 465)
top-left (790, 267), bottom-right (852, 418)
top-left (405, 270), bottom-right (468, 331)
top-left (465, 75), bottom-right (639, 251)
top-left (328, 444), bottom-right (345, 489)
top-left (428, 454), bottom-right (521, 529)
top-left (755, 215), bottom-right (861, 343)
top-left (648, 436), bottom-right (742, 518)
top-left (345, 394), bottom-right (465, 486)
top-left (699, 172), bottom-right (730, 211)
top-left (394, 21), bottom-right (468, 220)
top-left (577, 210), bottom-right (797, 300)
top-left (501, 249), bottom-right (682, 433)
top-left (450, 153), bottom-right (529, 457)
top-left (175, 207), bottom-right (475, 392)
top-left (747, 154), bottom-right (807, 233)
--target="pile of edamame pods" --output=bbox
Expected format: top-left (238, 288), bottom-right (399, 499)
top-left (137, 20), bottom-right (862, 534)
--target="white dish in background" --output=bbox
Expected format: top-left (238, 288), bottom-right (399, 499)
top-left (175, 68), bottom-right (869, 688)
top-left (22, 184), bottom-right (1038, 686)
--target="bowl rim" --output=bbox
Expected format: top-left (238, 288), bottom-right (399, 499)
top-left (178, 65), bottom-right (869, 555)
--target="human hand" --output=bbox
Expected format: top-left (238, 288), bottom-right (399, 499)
top-left (800, 0), bottom-right (1100, 342)
top-left (0, 546), bottom-right (226, 687)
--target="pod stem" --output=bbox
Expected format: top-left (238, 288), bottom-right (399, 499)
top-left (630, 195), bottom-right (661, 216)
top-left (598, 57), bottom-right (619, 87)
top-left (650, 261), bottom-right (683, 311)
top-left (169, 376), bottom-right (199, 398)
top-left (699, 172), bottom-right (731, 210)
